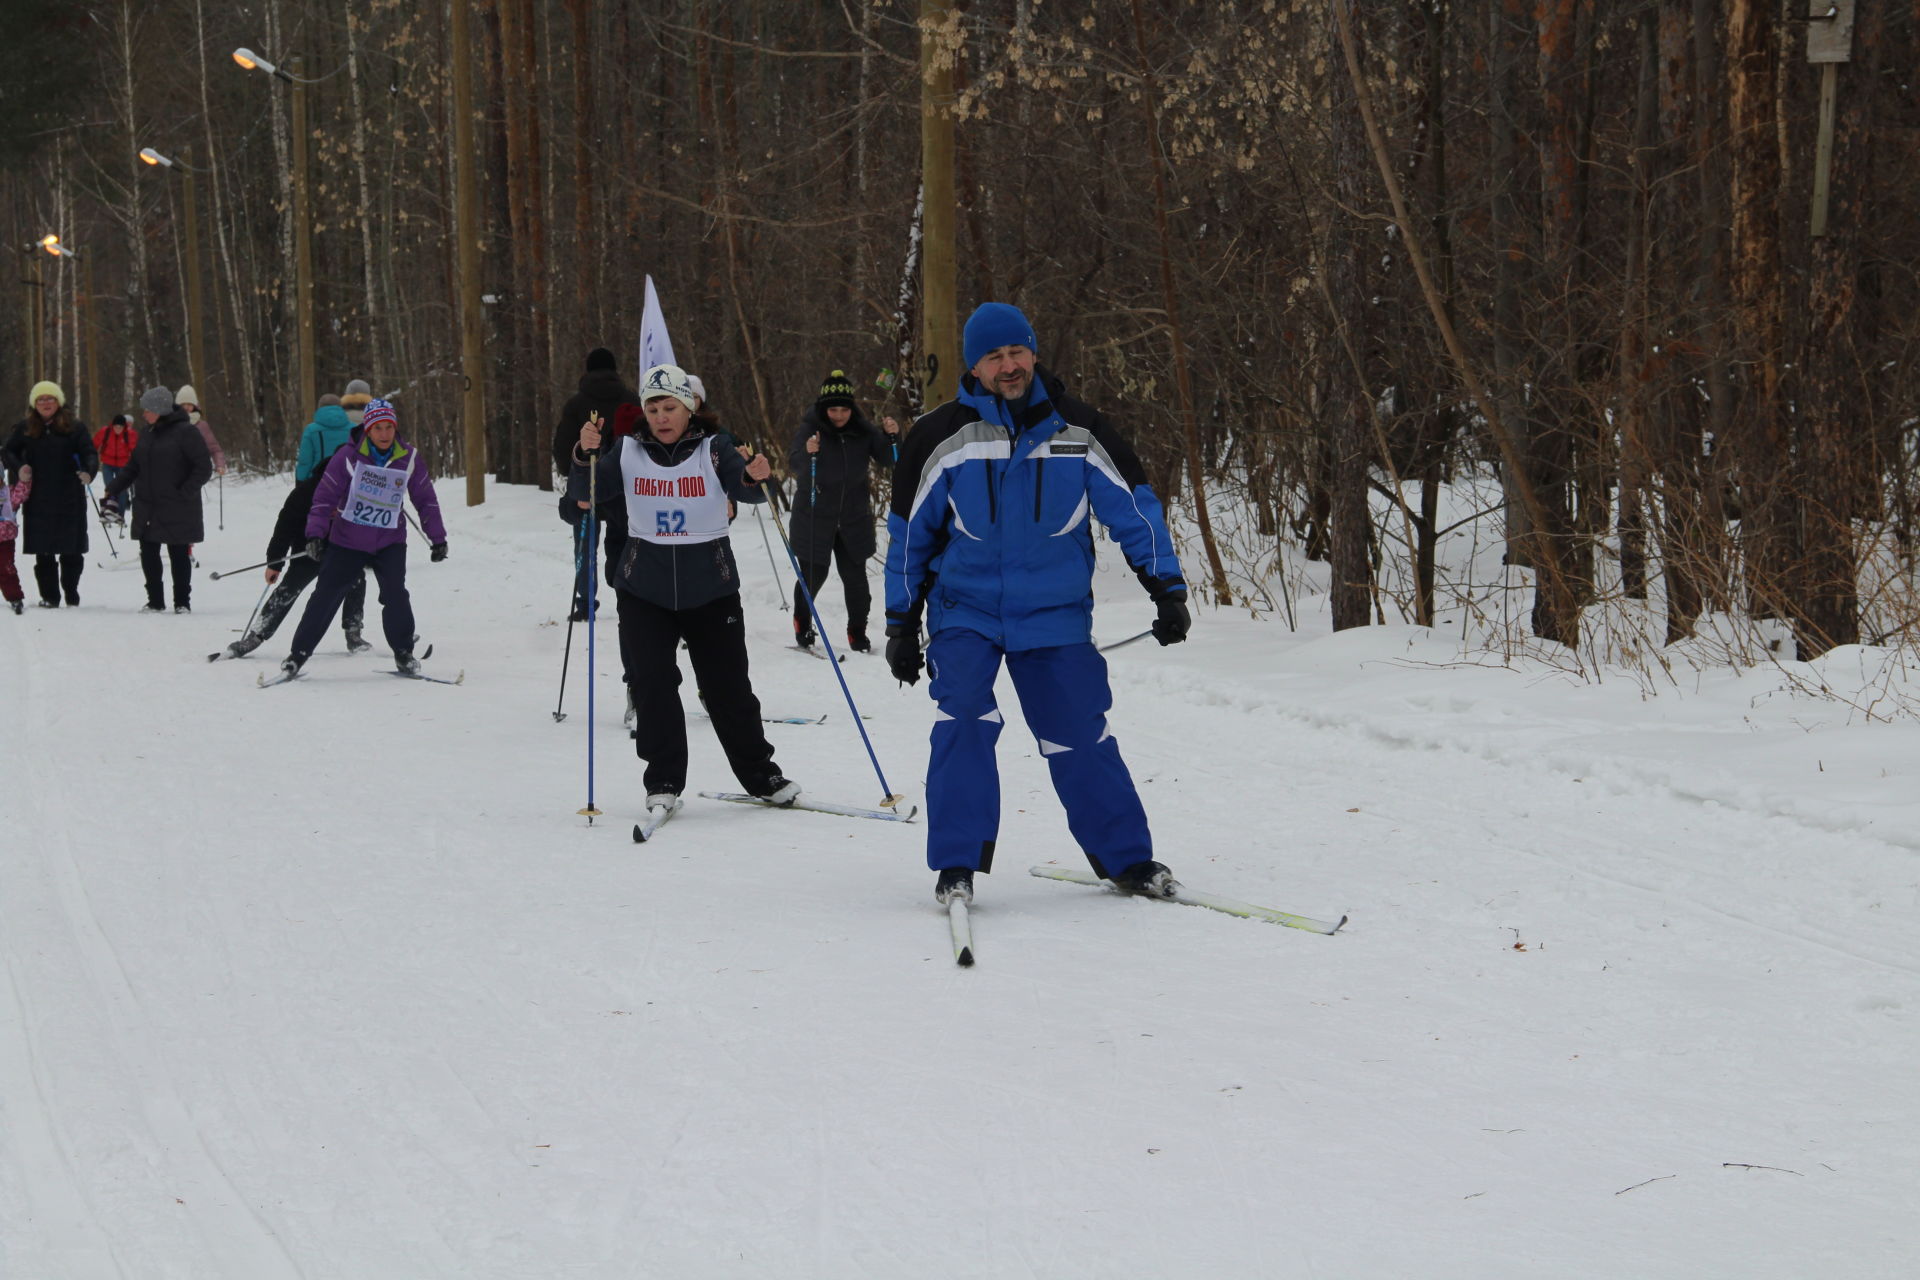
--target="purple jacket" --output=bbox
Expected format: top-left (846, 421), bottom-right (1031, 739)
top-left (306, 426), bottom-right (448, 553)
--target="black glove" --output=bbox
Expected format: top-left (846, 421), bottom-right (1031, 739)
top-left (430, 542), bottom-right (449, 563)
top-left (1151, 592), bottom-right (1191, 646)
top-left (885, 622), bottom-right (924, 686)
top-left (305, 537), bottom-right (327, 564)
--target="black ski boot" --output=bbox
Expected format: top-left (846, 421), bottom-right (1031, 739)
top-left (793, 616), bottom-right (816, 649)
top-left (847, 628), bottom-right (872, 653)
top-left (280, 651), bottom-right (310, 679)
top-left (1110, 860), bottom-right (1180, 899)
top-left (753, 775), bottom-right (801, 806)
top-left (935, 866), bottom-right (974, 905)
top-left (345, 629), bottom-right (373, 654)
top-left (395, 650), bottom-right (422, 676)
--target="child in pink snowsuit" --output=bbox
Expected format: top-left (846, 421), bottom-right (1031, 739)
top-left (0, 465), bottom-right (31, 613)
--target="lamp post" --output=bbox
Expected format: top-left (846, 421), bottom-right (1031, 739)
top-left (233, 47), bottom-right (315, 418)
top-left (20, 242), bottom-right (45, 384)
top-left (449, 0), bottom-right (487, 504)
top-left (139, 146), bottom-right (208, 406)
top-left (918, 0), bottom-right (957, 401)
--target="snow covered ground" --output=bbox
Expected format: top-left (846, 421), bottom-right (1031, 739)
top-left (4, 474), bottom-right (1917, 1279)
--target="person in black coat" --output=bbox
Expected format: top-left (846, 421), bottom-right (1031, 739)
top-left (104, 387), bottom-right (213, 613)
top-left (2, 380), bottom-right (98, 607)
top-left (553, 347), bottom-right (643, 621)
top-left (218, 399), bottom-right (368, 658)
top-left (785, 369), bottom-right (898, 651)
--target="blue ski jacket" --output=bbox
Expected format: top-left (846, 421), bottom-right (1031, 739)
top-left (884, 366), bottom-right (1184, 651)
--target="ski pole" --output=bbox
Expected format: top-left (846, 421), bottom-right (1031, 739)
top-left (1097, 628), bottom-right (1156, 653)
top-left (218, 472), bottom-right (225, 530)
top-left (554, 518), bottom-right (585, 723)
top-left (238, 571), bottom-right (276, 639)
top-left (209, 550), bottom-right (308, 580)
top-left (765, 491), bottom-right (903, 809)
top-left (752, 505), bottom-right (787, 611)
top-left (578, 418), bottom-right (603, 823)
top-left (85, 483), bottom-right (119, 559)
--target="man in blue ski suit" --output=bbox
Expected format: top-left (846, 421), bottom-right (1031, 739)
top-left (883, 302), bottom-right (1192, 906)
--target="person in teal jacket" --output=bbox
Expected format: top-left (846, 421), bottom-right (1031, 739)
top-left (294, 380), bottom-right (368, 481)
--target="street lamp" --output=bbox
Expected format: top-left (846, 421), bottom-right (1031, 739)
top-left (230, 48), bottom-right (296, 81)
top-left (138, 146), bottom-right (208, 409)
top-left (233, 45), bottom-right (315, 419)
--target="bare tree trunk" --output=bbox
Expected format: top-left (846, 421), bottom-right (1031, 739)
top-left (1327, 0), bottom-right (1374, 631)
top-left (1617, 14), bottom-right (1658, 600)
top-left (115, 1), bottom-right (156, 383)
top-left (568, 0), bottom-right (596, 357)
top-left (1796, 3), bottom-right (1881, 655)
top-left (1126, 0), bottom-right (1231, 604)
top-left (1726, 0), bottom-right (1791, 627)
top-left (344, 1), bottom-right (384, 380)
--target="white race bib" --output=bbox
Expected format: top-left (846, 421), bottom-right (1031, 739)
top-left (342, 458), bottom-right (410, 529)
top-left (621, 437), bottom-right (729, 545)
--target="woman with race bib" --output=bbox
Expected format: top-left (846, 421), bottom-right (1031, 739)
top-left (571, 363), bottom-right (801, 813)
top-left (279, 397), bottom-right (448, 678)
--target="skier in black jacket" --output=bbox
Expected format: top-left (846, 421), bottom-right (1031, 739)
top-left (785, 369), bottom-right (898, 651)
top-left (569, 363), bottom-right (800, 812)
top-left (553, 348), bottom-right (643, 621)
top-left (215, 399), bottom-right (368, 659)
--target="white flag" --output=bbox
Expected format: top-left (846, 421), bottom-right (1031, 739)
top-left (639, 275), bottom-right (677, 376)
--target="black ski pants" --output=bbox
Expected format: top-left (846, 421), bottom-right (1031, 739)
top-left (288, 542), bottom-right (412, 660)
top-left (139, 540), bottom-right (194, 609)
top-left (32, 553), bottom-right (83, 606)
top-left (242, 556), bottom-right (365, 650)
top-left (791, 530), bottom-right (871, 637)
top-left (616, 588), bottom-right (780, 797)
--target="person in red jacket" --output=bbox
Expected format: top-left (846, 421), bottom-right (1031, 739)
top-left (93, 413), bottom-right (138, 522)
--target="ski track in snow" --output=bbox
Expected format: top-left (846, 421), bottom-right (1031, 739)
top-left (2, 476), bottom-right (1916, 1279)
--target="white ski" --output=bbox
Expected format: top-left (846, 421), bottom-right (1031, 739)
top-left (697, 791), bottom-right (918, 823)
top-left (948, 897), bottom-right (975, 966)
top-left (390, 669), bottom-right (465, 685)
top-left (631, 798), bottom-right (682, 843)
top-left (1027, 865), bottom-right (1345, 935)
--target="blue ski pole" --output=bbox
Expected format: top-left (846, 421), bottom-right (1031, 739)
top-left (767, 489), bottom-right (903, 810)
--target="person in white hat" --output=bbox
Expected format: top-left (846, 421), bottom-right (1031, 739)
top-left (174, 385), bottom-right (227, 476)
top-left (1, 380), bottom-right (96, 606)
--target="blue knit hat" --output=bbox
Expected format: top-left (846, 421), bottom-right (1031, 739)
top-left (962, 303), bottom-right (1037, 370)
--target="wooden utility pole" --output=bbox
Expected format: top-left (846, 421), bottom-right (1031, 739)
top-left (290, 55), bottom-right (316, 417)
top-left (82, 256), bottom-right (97, 422)
top-left (181, 144), bottom-right (207, 401)
top-left (919, 0), bottom-right (957, 400)
top-left (450, 0), bottom-right (488, 504)
top-left (22, 249), bottom-right (44, 383)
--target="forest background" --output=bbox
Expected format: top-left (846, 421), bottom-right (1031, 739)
top-left (2, 0), bottom-right (1915, 661)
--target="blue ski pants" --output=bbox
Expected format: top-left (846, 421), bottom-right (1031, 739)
top-left (923, 628), bottom-right (1153, 877)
